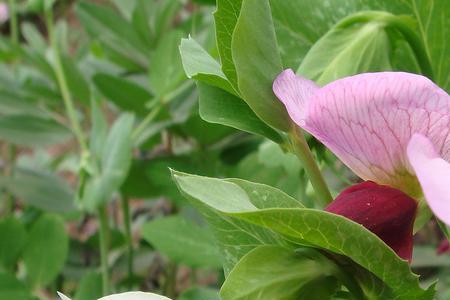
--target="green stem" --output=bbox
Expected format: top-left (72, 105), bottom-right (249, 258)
top-left (289, 127), bottom-right (332, 207)
top-left (8, 0), bottom-right (18, 45)
top-left (121, 196), bottom-right (133, 288)
top-left (163, 262), bottom-right (177, 298)
top-left (45, 8), bottom-right (89, 155)
top-left (98, 206), bottom-right (110, 295)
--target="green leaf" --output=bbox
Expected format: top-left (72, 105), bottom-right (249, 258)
top-left (142, 215), bottom-right (222, 268)
top-left (178, 287), bottom-right (220, 300)
top-left (24, 214), bottom-right (69, 288)
top-left (220, 245), bottom-right (338, 300)
top-left (74, 272), bottom-right (103, 300)
top-left (298, 15), bottom-right (392, 85)
top-left (0, 168), bottom-right (75, 213)
top-left (61, 56), bottom-right (91, 105)
top-left (149, 30), bottom-right (186, 97)
top-left (0, 272), bottom-right (30, 300)
top-left (173, 172), bottom-right (434, 299)
top-left (172, 171), bottom-right (303, 273)
top-left (197, 83), bottom-right (283, 144)
top-left (0, 115), bottom-right (71, 146)
top-left (0, 217), bottom-right (27, 270)
top-left (76, 0), bottom-right (148, 67)
top-left (83, 113), bottom-right (135, 211)
top-left (231, 0), bottom-right (290, 131)
top-left (410, 0), bottom-right (450, 91)
top-left (213, 0), bottom-right (242, 89)
top-left (179, 37), bottom-right (237, 96)
top-left (93, 73), bottom-right (152, 114)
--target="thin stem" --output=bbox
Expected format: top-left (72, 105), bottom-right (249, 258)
top-left (8, 0), bottom-right (18, 45)
top-left (45, 8), bottom-right (89, 155)
top-left (121, 196), bottom-right (133, 288)
top-left (98, 205), bottom-right (110, 295)
top-left (289, 127), bottom-right (332, 207)
top-left (163, 262), bottom-right (177, 298)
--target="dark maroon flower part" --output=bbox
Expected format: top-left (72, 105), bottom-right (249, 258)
top-left (437, 239), bottom-right (450, 255)
top-left (326, 181), bottom-right (417, 261)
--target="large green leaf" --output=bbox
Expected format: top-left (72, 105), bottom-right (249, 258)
top-left (231, 0), bottom-right (290, 131)
top-left (221, 245), bottom-right (338, 300)
top-left (1, 168), bottom-right (75, 213)
top-left (197, 83), bottom-right (283, 144)
top-left (0, 217), bottom-right (27, 270)
top-left (172, 171), bottom-right (303, 274)
top-left (0, 272), bottom-right (30, 300)
top-left (172, 172), bottom-right (434, 299)
top-left (82, 113), bottom-right (135, 211)
top-left (179, 37), bottom-right (237, 96)
top-left (214, 0), bottom-right (242, 89)
top-left (142, 215), bottom-right (222, 268)
top-left (74, 272), bottom-right (103, 300)
top-left (93, 73), bottom-right (152, 114)
top-left (0, 115), bottom-right (71, 146)
top-left (24, 214), bottom-right (69, 288)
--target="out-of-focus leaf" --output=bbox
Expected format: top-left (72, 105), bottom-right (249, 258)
top-left (0, 168), bottom-right (75, 213)
top-left (93, 73), bottom-right (151, 114)
top-left (231, 0), bottom-right (290, 131)
top-left (0, 217), bottom-right (27, 269)
top-left (149, 30), bottom-right (186, 97)
top-left (24, 214), bottom-right (69, 288)
top-left (76, 0), bottom-right (148, 67)
top-left (21, 22), bottom-right (47, 52)
top-left (0, 89), bottom-right (47, 117)
top-left (197, 83), bottom-right (282, 144)
top-left (0, 115), bottom-right (71, 146)
top-left (74, 272), bottom-right (103, 300)
top-left (178, 287), bottom-right (220, 300)
top-left (61, 56), bottom-right (91, 105)
top-left (142, 215), bottom-right (222, 268)
top-left (412, 246), bottom-right (450, 268)
top-left (83, 114), bottom-right (135, 211)
top-left (149, 0), bottom-right (182, 43)
top-left (0, 272), bottom-right (30, 300)
top-left (90, 98), bottom-right (108, 161)
top-left (220, 245), bottom-right (338, 300)
top-left (180, 37), bottom-right (236, 95)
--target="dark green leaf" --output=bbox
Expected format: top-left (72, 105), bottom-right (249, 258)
top-left (0, 115), bottom-right (71, 146)
top-left (231, 0), bottom-right (290, 131)
top-left (149, 30), bottom-right (186, 97)
top-left (197, 83), bottom-right (283, 144)
top-left (24, 214), bottom-right (69, 288)
top-left (74, 272), bottom-right (103, 300)
top-left (0, 272), bottom-right (30, 300)
top-left (83, 114), bottom-right (135, 210)
top-left (93, 73), bottom-right (151, 114)
top-left (178, 287), bottom-right (220, 300)
top-left (0, 217), bottom-right (27, 270)
top-left (142, 216), bottom-right (222, 268)
top-left (1, 168), bottom-right (75, 213)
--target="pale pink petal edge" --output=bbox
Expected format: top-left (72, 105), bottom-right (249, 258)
top-left (272, 69), bottom-right (319, 128)
top-left (407, 134), bottom-right (450, 225)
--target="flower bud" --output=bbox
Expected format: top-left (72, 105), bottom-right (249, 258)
top-left (326, 181), bottom-right (417, 261)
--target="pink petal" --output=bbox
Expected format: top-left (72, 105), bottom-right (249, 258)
top-left (274, 71), bottom-right (450, 194)
top-left (407, 134), bottom-right (450, 225)
top-left (273, 69), bottom-right (319, 127)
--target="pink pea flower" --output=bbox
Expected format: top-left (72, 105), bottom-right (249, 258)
top-left (273, 70), bottom-right (450, 259)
